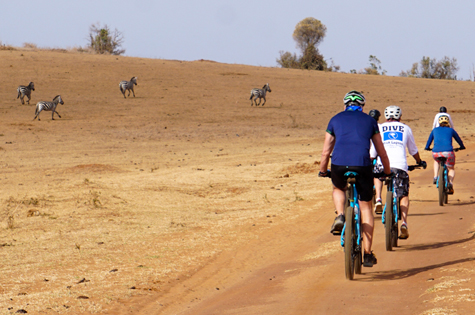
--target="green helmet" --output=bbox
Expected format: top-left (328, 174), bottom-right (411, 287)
top-left (343, 90), bottom-right (366, 107)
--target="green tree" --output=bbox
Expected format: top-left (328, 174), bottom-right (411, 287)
top-left (277, 17), bottom-right (333, 71)
top-left (292, 17), bottom-right (327, 55)
top-left (400, 56), bottom-right (458, 80)
top-left (89, 23), bottom-right (125, 55)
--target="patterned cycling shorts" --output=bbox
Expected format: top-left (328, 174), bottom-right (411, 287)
top-left (432, 151), bottom-right (456, 168)
top-left (392, 169), bottom-right (410, 198)
top-left (373, 162), bottom-right (384, 174)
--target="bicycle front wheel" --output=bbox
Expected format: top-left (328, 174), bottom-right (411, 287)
top-left (385, 190), bottom-right (394, 251)
top-left (438, 164), bottom-right (445, 206)
top-left (344, 205), bottom-right (355, 280)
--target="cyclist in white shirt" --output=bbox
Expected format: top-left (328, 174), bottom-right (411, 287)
top-left (370, 106), bottom-right (426, 239)
top-left (432, 106), bottom-right (454, 129)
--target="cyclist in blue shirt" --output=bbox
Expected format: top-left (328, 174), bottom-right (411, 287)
top-left (425, 115), bottom-right (465, 193)
top-left (319, 91), bottom-right (390, 267)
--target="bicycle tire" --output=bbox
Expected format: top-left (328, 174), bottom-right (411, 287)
top-left (385, 189), bottom-right (394, 251)
top-left (345, 186), bottom-right (351, 209)
top-left (438, 163), bottom-right (445, 206)
top-left (391, 199), bottom-right (399, 248)
top-left (344, 205), bottom-right (355, 280)
top-left (354, 247), bottom-right (362, 275)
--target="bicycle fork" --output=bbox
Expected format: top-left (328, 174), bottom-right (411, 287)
top-left (382, 188), bottom-right (398, 224)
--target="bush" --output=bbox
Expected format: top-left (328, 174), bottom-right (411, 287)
top-left (400, 56), bottom-right (458, 80)
top-left (88, 23), bottom-right (125, 55)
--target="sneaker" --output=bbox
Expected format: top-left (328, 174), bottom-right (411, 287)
top-left (363, 251), bottom-right (377, 267)
top-left (400, 223), bottom-right (409, 239)
top-left (330, 214), bottom-right (345, 235)
top-left (433, 177), bottom-right (437, 185)
top-left (374, 199), bottom-right (383, 215)
top-left (447, 183), bottom-right (454, 194)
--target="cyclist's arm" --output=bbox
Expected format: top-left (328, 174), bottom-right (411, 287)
top-left (371, 133), bottom-right (391, 175)
top-left (449, 115), bottom-right (455, 130)
top-left (412, 151), bottom-right (422, 164)
top-left (452, 129), bottom-right (465, 149)
top-left (424, 131), bottom-right (434, 150)
top-left (432, 115), bottom-right (438, 129)
top-left (320, 132), bottom-right (335, 173)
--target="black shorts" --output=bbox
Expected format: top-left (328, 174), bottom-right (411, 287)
top-left (331, 164), bottom-right (374, 202)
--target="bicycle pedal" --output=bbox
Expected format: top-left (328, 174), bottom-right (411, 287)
top-left (332, 231), bottom-right (342, 236)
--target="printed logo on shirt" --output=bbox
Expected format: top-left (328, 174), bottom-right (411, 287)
top-left (384, 131), bottom-right (403, 141)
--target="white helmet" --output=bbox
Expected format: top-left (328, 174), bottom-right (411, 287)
top-left (384, 105), bottom-right (402, 120)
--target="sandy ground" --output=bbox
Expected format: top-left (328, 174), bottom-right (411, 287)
top-left (0, 49), bottom-right (474, 314)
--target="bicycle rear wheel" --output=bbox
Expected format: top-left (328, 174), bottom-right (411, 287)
top-left (344, 205), bottom-right (355, 280)
top-left (385, 190), bottom-right (394, 251)
top-left (391, 200), bottom-right (399, 248)
top-left (438, 164), bottom-right (445, 206)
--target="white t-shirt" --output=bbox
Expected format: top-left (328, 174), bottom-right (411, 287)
top-left (370, 121), bottom-right (419, 171)
top-left (432, 113), bottom-right (454, 129)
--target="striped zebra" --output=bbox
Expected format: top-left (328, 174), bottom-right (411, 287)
top-left (33, 95), bottom-right (64, 121)
top-left (17, 82), bottom-right (35, 105)
top-left (249, 83), bottom-right (271, 106)
top-left (119, 76), bottom-right (138, 98)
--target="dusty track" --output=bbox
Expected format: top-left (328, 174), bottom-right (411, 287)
top-left (0, 49), bottom-right (474, 314)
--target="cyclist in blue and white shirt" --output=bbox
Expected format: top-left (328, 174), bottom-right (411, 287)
top-left (370, 106), bottom-right (426, 240)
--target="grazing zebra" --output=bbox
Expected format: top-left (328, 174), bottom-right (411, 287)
top-left (119, 76), bottom-right (138, 98)
top-left (249, 83), bottom-right (271, 106)
top-left (33, 95), bottom-right (64, 121)
top-left (17, 82), bottom-right (35, 105)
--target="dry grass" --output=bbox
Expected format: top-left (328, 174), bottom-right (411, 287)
top-left (0, 49), bottom-right (474, 314)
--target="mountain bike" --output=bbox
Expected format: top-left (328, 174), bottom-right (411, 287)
top-left (428, 148), bottom-right (463, 206)
top-left (381, 165), bottom-right (424, 251)
top-left (341, 171), bottom-right (362, 280)
top-left (320, 170), bottom-right (362, 280)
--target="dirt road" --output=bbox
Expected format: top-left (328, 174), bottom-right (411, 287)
top-left (124, 148), bottom-right (475, 315)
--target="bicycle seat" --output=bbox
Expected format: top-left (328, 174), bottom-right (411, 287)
top-left (436, 156), bottom-right (447, 162)
top-left (344, 171), bottom-right (359, 183)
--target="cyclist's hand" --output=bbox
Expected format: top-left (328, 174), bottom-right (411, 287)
top-left (419, 160), bottom-right (427, 169)
top-left (318, 170), bottom-right (331, 178)
top-left (424, 147), bottom-right (432, 151)
top-left (459, 146), bottom-right (466, 151)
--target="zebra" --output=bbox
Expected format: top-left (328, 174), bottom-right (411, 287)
top-left (17, 82), bottom-right (35, 105)
top-left (33, 95), bottom-right (64, 121)
top-left (119, 76), bottom-right (138, 98)
top-left (249, 83), bottom-right (271, 106)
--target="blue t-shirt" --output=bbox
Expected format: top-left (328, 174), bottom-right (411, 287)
top-left (326, 110), bottom-right (379, 167)
top-left (425, 126), bottom-right (464, 152)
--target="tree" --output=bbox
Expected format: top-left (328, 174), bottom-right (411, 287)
top-left (89, 23), bottom-right (125, 55)
top-left (277, 17), bottom-right (333, 71)
top-left (363, 55), bottom-right (386, 75)
top-left (400, 56), bottom-right (458, 80)
top-left (292, 17), bottom-right (327, 55)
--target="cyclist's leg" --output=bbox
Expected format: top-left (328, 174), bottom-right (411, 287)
top-left (360, 200), bottom-right (374, 253)
top-left (448, 167), bottom-right (455, 184)
top-left (354, 166), bottom-right (375, 254)
top-left (330, 165), bottom-right (348, 233)
top-left (332, 186), bottom-right (346, 216)
top-left (446, 152), bottom-right (456, 185)
top-left (433, 160), bottom-right (439, 180)
top-left (400, 196), bottom-right (409, 224)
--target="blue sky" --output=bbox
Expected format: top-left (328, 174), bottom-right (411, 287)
top-left (2, 0), bottom-right (475, 78)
